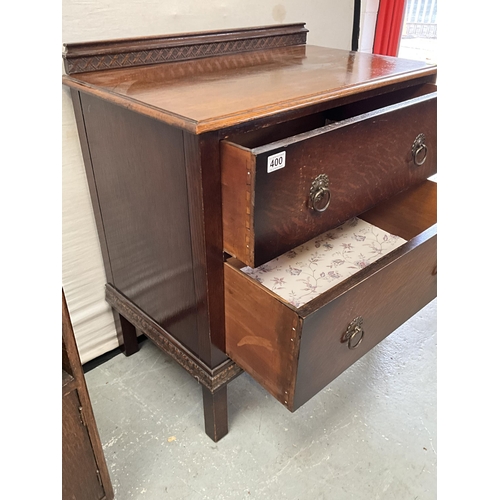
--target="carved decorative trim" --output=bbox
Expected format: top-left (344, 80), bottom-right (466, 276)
top-left (105, 284), bottom-right (242, 392)
top-left (63, 24), bottom-right (308, 74)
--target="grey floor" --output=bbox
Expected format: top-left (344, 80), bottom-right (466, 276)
top-left (85, 299), bottom-right (437, 500)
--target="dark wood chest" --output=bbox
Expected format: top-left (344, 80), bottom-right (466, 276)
top-left (63, 23), bottom-right (437, 441)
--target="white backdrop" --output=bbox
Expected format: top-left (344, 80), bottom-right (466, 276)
top-left (62, 1), bottom-right (355, 363)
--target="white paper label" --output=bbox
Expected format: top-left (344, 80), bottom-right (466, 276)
top-left (267, 151), bottom-right (286, 173)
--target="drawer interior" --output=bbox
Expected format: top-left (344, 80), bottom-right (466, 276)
top-left (358, 178), bottom-right (437, 241)
top-left (225, 83), bottom-right (437, 149)
top-left (239, 216), bottom-right (408, 309)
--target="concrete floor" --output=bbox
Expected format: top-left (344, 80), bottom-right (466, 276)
top-left (85, 299), bottom-right (437, 500)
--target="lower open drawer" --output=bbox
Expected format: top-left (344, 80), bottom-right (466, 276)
top-left (224, 180), bottom-right (437, 411)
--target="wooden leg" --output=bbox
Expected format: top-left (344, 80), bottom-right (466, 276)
top-left (114, 311), bottom-right (139, 356)
top-left (202, 385), bottom-right (228, 442)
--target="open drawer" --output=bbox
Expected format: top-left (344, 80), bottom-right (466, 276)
top-left (224, 180), bottom-right (437, 411)
top-left (221, 86), bottom-right (437, 267)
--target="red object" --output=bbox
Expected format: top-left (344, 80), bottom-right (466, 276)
top-left (373, 0), bottom-right (406, 56)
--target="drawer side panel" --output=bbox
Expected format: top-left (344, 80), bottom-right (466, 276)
top-left (224, 263), bottom-right (300, 405)
top-left (293, 230), bottom-right (437, 409)
top-left (221, 142), bottom-right (255, 265)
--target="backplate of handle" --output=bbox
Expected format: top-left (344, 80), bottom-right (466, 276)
top-left (309, 173), bottom-right (331, 212)
top-left (412, 133), bottom-right (428, 166)
top-left (341, 316), bottom-right (364, 350)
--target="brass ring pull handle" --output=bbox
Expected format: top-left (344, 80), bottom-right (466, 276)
top-left (309, 174), bottom-right (331, 212)
top-left (412, 133), bottom-right (428, 166)
top-left (341, 316), bottom-right (364, 350)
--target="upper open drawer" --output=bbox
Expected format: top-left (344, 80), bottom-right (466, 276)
top-left (221, 85), bottom-right (437, 267)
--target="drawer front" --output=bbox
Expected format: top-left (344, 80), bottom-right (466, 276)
top-left (293, 229), bottom-right (436, 409)
top-left (222, 92), bottom-right (436, 267)
top-left (224, 181), bottom-right (437, 411)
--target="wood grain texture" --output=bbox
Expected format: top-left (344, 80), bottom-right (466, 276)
top-left (183, 132), bottom-right (228, 366)
top-left (223, 108), bottom-right (328, 149)
top-left (295, 180), bottom-right (437, 317)
top-left (223, 92), bottom-right (437, 266)
top-left (293, 228), bottom-right (436, 409)
top-left (62, 44), bottom-right (436, 133)
top-left (202, 385), bottom-right (229, 442)
top-left (221, 112), bottom-right (328, 264)
top-left (328, 82), bottom-right (437, 121)
top-left (359, 179), bottom-right (437, 241)
top-left (63, 290), bottom-right (114, 500)
top-left (79, 92), bottom-right (201, 356)
top-left (221, 141), bottom-right (255, 264)
top-left (63, 391), bottom-right (106, 500)
top-left (224, 262), bottom-right (301, 407)
top-left (63, 25), bottom-right (438, 438)
top-left (70, 89), bottom-right (115, 283)
top-left (63, 23), bottom-right (308, 74)
top-left (115, 312), bottom-right (139, 357)
top-left (105, 285), bottom-right (242, 391)
top-left (62, 369), bottom-right (77, 398)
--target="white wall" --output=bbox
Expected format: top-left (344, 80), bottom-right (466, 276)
top-left (62, 1), bottom-right (354, 363)
top-left (62, 1), bottom-right (354, 47)
top-left (359, 0), bottom-right (380, 53)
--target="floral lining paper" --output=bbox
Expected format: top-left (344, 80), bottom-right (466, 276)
top-left (241, 218), bottom-right (407, 308)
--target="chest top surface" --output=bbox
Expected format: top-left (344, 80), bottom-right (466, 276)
top-left (63, 24), bottom-right (437, 133)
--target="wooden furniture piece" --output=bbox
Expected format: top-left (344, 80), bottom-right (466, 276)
top-left (62, 23), bottom-right (437, 442)
top-left (63, 290), bottom-right (114, 499)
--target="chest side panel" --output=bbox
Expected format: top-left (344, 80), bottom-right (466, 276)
top-left (80, 93), bottom-right (199, 356)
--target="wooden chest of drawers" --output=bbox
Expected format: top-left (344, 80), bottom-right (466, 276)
top-left (62, 23), bottom-right (437, 441)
